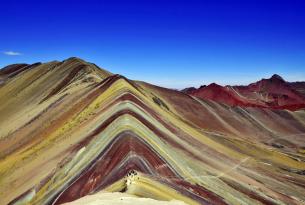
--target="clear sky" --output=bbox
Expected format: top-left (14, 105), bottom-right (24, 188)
top-left (1, 0), bottom-right (305, 88)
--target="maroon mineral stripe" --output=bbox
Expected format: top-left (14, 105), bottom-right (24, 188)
top-left (41, 64), bottom-right (88, 102)
top-left (75, 91), bottom-right (233, 166)
top-left (53, 131), bottom-right (218, 205)
top-left (5, 75), bottom-right (121, 185)
top-left (53, 132), bottom-right (178, 204)
top-left (221, 178), bottom-right (279, 205)
top-left (243, 166), bottom-right (300, 205)
top-left (72, 107), bottom-right (205, 164)
top-left (105, 92), bottom-right (230, 162)
top-left (0, 63), bottom-right (42, 78)
top-left (91, 76), bottom-right (231, 164)
top-left (0, 64), bottom-right (29, 75)
top-left (1, 75), bottom-right (109, 160)
top-left (283, 176), bottom-right (305, 189)
top-left (7, 189), bottom-right (34, 205)
top-left (167, 178), bottom-right (227, 205)
top-left (96, 91), bottom-right (208, 152)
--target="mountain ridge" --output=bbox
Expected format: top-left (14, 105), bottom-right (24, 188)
top-left (183, 74), bottom-right (305, 110)
top-left (1, 58), bottom-right (305, 205)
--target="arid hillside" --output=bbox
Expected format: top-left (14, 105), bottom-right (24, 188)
top-left (183, 74), bottom-right (305, 110)
top-left (1, 58), bottom-right (305, 205)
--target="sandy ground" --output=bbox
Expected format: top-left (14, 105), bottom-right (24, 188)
top-left (61, 192), bottom-right (188, 205)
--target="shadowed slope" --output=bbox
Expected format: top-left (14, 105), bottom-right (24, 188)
top-left (1, 58), bottom-right (305, 205)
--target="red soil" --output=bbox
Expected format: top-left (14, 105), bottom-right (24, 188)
top-left (183, 74), bottom-right (305, 111)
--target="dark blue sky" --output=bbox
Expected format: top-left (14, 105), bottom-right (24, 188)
top-left (1, 0), bottom-right (305, 88)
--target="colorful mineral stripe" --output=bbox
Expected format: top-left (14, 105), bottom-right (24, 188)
top-left (0, 58), bottom-right (305, 205)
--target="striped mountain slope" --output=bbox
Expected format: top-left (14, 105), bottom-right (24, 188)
top-left (0, 58), bottom-right (305, 205)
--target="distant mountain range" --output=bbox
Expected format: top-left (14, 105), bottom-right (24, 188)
top-left (1, 58), bottom-right (305, 205)
top-left (182, 74), bottom-right (305, 110)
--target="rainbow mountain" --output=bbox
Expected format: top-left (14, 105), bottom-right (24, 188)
top-left (0, 57), bottom-right (305, 205)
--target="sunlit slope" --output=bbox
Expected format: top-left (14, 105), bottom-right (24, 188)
top-left (0, 58), bottom-right (305, 205)
top-left (183, 74), bottom-right (305, 110)
top-left (144, 82), bottom-right (305, 147)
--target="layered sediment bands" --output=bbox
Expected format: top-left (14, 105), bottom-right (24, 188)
top-left (1, 58), bottom-right (305, 205)
top-left (53, 131), bottom-right (224, 205)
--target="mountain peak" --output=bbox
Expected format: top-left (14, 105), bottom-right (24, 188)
top-left (63, 57), bottom-right (87, 64)
top-left (60, 57), bottom-right (113, 78)
top-left (270, 74), bottom-right (285, 82)
top-left (207, 82), bottom-right (222, 88)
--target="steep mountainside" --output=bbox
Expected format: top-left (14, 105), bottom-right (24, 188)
top-left (183, 74), bottom-right (305, 110)
top-left (0, 58), bottom-right (305, 205)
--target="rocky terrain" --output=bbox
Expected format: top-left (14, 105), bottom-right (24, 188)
top-left (1, 58), bottom-right (305, 205)
top-left (183, 74), bottom-right (305, 111)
